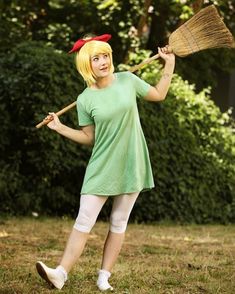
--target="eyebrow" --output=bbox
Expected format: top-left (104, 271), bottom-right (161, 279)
top-left (91, 53), bottom-right (108, 58)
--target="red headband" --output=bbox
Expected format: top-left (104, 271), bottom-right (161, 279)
top-left (68, 34), bottom-right (112, 54)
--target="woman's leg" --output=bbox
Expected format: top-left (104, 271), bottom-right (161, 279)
top-left (97, 192), bottom-right (139, 291)
top-left (36, 194), bottom-right (108, 289)
top-left (60, 194), bottom-right (108, 273)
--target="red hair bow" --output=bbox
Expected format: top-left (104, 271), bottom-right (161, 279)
top-left (68, 34), bottom-right (112, 54)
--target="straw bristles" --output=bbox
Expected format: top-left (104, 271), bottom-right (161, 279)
top-left (169, 5), bottom-right (235, 57)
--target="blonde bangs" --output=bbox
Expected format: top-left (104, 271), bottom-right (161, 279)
top-left (75, 41), bottom-right (114, 87)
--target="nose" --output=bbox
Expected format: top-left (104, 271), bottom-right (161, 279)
top-left (100, 56), bottom-right (107, 65)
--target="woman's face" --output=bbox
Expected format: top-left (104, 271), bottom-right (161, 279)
top-left (90, 53), bottom-right (111, 79)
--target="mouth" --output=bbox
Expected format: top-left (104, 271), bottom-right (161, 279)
top-left (100, 67), bottom-right (108, 71)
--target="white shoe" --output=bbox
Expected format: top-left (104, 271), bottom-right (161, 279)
top-left (97, 280), bottom-right (114, 291)
top-left (36, 261), bottom-right (65, 289)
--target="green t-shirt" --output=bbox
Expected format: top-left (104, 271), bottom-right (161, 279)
top-left (76, 71), bottom-right (154, 196)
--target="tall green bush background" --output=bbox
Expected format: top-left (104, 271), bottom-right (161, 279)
top-left (0, 42), bottom-right (87, 216)
top-left (1, 43), bottom-right (234, 223)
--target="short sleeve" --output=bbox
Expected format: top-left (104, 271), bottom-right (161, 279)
top-left (76, 99), bottom-right (94, 126)
top-left (129, 72), bottom-right (151, 99)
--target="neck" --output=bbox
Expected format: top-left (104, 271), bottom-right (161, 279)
top-left (92, 74), bottom-right (115, 89)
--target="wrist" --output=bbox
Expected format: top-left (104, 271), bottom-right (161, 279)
top-left (163, 62), bottom-right (175, 75)
top-left (55, 123), bottom-right (66, 134)
top-left (165, 56), bottom-right (175, 65)
top-left (164, 61), bottom-right (175, 71)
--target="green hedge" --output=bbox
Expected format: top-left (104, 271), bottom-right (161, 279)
top-left (0, 43), bottom-right (235, 223)
top-left (0, 41), bottom-right (89, 216)
top-left (125, 51), bottom-right (235, 224)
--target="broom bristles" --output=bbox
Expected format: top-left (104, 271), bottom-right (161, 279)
top-left (169, 5), bottom-right (235, 57)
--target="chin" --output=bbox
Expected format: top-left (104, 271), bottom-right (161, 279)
top-left (99, 72), bottom-right (110, 78)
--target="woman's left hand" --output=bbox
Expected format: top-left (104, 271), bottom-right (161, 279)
top-left (158, 46), bottom-right (175, 63)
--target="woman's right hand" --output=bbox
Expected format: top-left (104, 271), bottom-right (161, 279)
top-left (46, 112), bottom-right (63, 131)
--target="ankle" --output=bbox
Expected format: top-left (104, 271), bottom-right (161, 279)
top-left (98, 269), bottom-right (111, 278)
top-left (56, 265), bottom-right (68, 282)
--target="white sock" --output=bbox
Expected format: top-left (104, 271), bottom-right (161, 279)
top-left (97, 269), bottom-right (114, 291)
top-left (56, 265), bottom-right (68, 282)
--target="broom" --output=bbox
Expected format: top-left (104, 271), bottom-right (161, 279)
top-left (36, 4), bottom-right (234, 129)
top-left (129, 5), bottom-right (234, 72)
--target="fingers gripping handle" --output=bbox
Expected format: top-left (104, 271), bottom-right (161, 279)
top-left (128, 45), bottom-right (173, 72)
top-left (35, 117), bottom-right (53, 129)
top-left (35, 101), bottom-right (77, 129)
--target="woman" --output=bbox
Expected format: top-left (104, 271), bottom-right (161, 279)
top-left (36, 34), bottom-right (175, 291)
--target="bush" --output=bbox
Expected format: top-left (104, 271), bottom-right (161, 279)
top-left (0, 41), bottom-right (89, 216)
top-left (1, 44), bottom-right (235, 223)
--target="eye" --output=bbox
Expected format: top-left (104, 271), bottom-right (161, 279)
top-left (103, 54), bottom-right (108, 59)
top-left (92, 57), bottom-right (99, 62)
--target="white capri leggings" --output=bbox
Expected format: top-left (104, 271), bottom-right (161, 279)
top-left (73, 192), bottom-right (139, 234)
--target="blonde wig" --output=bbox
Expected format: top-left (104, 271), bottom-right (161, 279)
top-left (75, 41), bottom-right (114, 87)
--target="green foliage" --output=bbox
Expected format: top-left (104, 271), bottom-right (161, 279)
top-left (121, 50), bottom-right (235, 223)
top-left (0, 41), bottom-right (89, 216)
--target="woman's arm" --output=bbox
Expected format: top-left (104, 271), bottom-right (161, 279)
top-left (46, 112), bottom-right (95, 146)
top-left (144, 46), bottom-right (175, 102)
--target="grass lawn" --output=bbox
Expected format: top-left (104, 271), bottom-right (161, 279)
top-left (0, 217), bottom-right (234, 293)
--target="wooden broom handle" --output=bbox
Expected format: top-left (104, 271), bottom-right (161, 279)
top-left (36, 53), bottom-right (161, 128)
top-left (129, 53), bottom-right (160, 72)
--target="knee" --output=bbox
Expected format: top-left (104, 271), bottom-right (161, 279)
top-left (109, 212), bottom-right (129, 234)
top-left (73, 208), bottom-right (96, 233)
